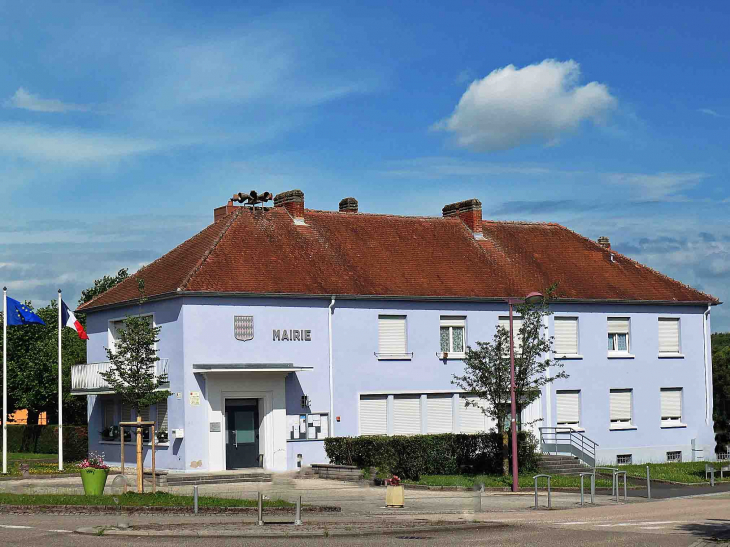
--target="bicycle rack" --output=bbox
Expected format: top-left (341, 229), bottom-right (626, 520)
top-left (579, 472), bottom-right (595, 506)
top-left (533, 474), bottom-right (552, 509)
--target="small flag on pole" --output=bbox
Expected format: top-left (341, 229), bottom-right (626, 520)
top-left (6, 297), bottom-right (45, 326)
top-left (61, 300), bottom-right (88, 340)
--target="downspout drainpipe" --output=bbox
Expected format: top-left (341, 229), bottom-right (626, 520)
top-left (703, 305), bottom-right (711, 425)
top-left (328, 296), bottom-right (336, 437)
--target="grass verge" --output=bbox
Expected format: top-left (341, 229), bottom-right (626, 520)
top-left (618, 461), bottom-right (730, 484)
top-left (0, 492), bottom-right (294, 508)
top-left (404, 473), bottom-right (614, 488)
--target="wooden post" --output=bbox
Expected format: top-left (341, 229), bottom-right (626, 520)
top-left (120, 426), bottom-right (126, 493)
top-left (151, 424), bottom-right (156, 494)
top-left (136, 415), bottom-right (143, 493)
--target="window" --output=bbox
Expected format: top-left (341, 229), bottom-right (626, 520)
top-left (609, 389), bottom-right (634, 429)
top-left (427, 395), bottom-right (453, 434)
top-left (607, 318), bottom-right (631, 355)
top-left (109, 315), bottom-right (153, 354)
top-left (157, 399), bottom-right (168, 433)
top-left (554, 317), bottom-right (579, 356)
top-left (103, 401), bottom-right (116, 430)
top-left (459, 396), bottom-right (489, 433)
top-left (556, 390), bottom-right (581, 428)
top-left (377, 315), bottom-right (410, 359)
top-left (498, 316), bottom-right (524, 354)
top-left (658, 318), bottom-right (681, 355)
top-left (666, 451), bottom-right (682, 463)
top-left (359, 395), bottom-right (387, 435)
top-left (121, 403), bottom-right (132, 423)
top-left (617, 454), bottom-right (632, 465)
top-left (660, 388), bottom-right (683, 426)
top-left (439, 316), bottom-right (466, 358)
top-left (393, 395), bottom-right (421, 435)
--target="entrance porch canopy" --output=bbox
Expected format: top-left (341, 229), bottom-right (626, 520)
top-left (192, 363), bottom-right (313, 373)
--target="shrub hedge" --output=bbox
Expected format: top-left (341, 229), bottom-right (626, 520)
top-left (0, 425), bottom-right (88, 461)
top-left (324, 431), bottom-right (540, 480)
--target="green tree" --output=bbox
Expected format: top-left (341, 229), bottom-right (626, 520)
top-left (78, 268), bottom-right (129, 306)
top-left (712, 332), bottom-right (730, 453)
top-left (452, 294), bottom-right (567, 475)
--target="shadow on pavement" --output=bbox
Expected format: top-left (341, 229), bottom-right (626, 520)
top-left (677, 519), bottom-right (730, 541)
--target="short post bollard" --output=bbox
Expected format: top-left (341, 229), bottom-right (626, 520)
top-left (193, 485), bottom-right (199, 515)
top-left (257, 492), bottom-right (264, 526)
top-left (474, 490), bottom-right (482, 513)
top-left (580, 475), bottom-right (584, 507)
top-left (646, 466), bottom-right (651, 499)
top-left (533, 474), bottom-right (552, 509)
top-left (295, 496), bottom-right (302, 526)
top-left (579, 472), bottom-right (594, 506)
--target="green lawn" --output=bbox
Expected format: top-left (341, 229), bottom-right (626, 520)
top-left (618, 461), bottom-right (730, 484)
top-left (0, 454), bottom-right (83, 476)
top-left (405, 473), bottom-right (614, 489)
top-left (7, 452), bottom-right (58, 462)
top-left (0, 492), bottom-right (293, 508)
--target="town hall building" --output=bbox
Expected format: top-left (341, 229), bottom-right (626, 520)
top-left (72, 189), bottom-right (720, 472)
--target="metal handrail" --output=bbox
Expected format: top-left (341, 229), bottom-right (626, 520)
top-left (539, 427), bottom-right (599, 467)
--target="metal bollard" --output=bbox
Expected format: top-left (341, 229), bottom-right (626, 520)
top-left (646, 466), bottom-right (651, 500)
top-left (193, 485), bottom-right (198, 514)
top-left (533, 474), bottom-right (551, 509)
top-left (473, 490), bottom-right (482, 513)
top-left (295, 496), bottom-right (302, 525)
top-left (579, 472), bottom-right (594, 506)
top-left (580, 475), bottom-right (584, 507)
top-left (624, 472), bottom-right (627, 501)
top-left (614, 471), bottom-right (619, 503)
top-left (257, 492), bottom-right (264, 526)
top-left (591, 473), bottom-right (595, 504)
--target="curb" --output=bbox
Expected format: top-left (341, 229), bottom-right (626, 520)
top-left (0, 504), bottom-right (340, 515)
top-left (75, 522), bottom-right (503, 538)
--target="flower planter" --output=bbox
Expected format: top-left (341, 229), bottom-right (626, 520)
top-left (386, 484), bottom-right (404, 507)
top-left (80, 468), bottom-right (109, 496)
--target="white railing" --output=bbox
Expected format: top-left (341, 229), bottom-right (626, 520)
top-left (71, 359), bottom-right (169, 394)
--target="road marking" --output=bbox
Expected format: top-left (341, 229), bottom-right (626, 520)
top-left (641, 526), bottom-right (667, 530)
top-left (0, 525), bottom-right (33, 529)
top-left (559, 522), bottom-right (590, 525)
top-left (48, 530), bottom-right (73, 533)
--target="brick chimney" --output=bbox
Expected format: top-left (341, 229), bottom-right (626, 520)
top-left (597, 236), bottom-right (611, 250)
top-left (274, 189), bottom-right (305, 220)
top-left (442, 198), bottom-right (482, 236)
top-left (214, 200), bottom-right (238, 222)
top-left (339, 197), bottom-right (358, 213)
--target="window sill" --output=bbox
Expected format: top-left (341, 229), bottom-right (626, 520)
top-left (99, 440), bottom-right (170, 447)
top-left (658, 353), bottom-right (685, 359)
top-left (287, 438), bottom-right (327, 442)
top-left (555, 354), bottom-right (583, 360)
top-left (556, 425), bottom-right (585, 432)
top-left (436, 352), bottom-right (465, 360)
top-left (375, 352), bottom-right (413, 360)
top-left (661, 422), bottom-right (687, 429)
top-left (608, 352), bottom-right (635, 359)
top-left (609, 424), bottom-right (637, 431)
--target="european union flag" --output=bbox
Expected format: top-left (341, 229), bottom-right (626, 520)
top-left (5, 297), bottom-right (46, 326)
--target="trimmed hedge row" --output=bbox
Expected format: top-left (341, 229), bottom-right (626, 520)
top-left (0, 425), bottom-right (88, 461)
top-left (324, 431), bottom-right (539, 480)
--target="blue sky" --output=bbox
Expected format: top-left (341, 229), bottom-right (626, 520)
top-left (1, 1), bottom-right (728, 331)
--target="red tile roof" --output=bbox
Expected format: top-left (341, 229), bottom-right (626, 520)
top-left (78, 206), bottom-right (718, 311)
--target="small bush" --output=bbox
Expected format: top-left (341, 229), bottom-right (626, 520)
top-left (325, 431), bottom-right (539, 481)
top-left (0, 425), bottom-right (88, 461)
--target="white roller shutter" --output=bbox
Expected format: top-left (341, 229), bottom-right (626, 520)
top-left (554, 317), bottom-right (578, 355)
top-left (556, 391), bottom-right (580, 425)
top-left (658, 319), bottom-right (680, 354)
top-left (498, 317), bottom-right (524, 353)
top-left (378, 316), bottom-right (407, 355)
top-left (360, 396), bottom-right (387, 435)
top-left (460, 396), bottom-right (487, 433)
top-left (393, 395), bottom-right (421, 435)
top-left (608, 318), bottom-right (630, 334)
top-left (157, 399), bottom-right (168, 431)
top-left (610, 389), bottom-right (632, 422)
top-left (427, 395), bottom-right (453, 434)
top-left (661, 389), bottom-right (682, 420)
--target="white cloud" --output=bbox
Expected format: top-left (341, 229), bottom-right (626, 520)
top-left (0, 123), bottom-right (163, 163)
top-left (4, 87), bottom-right (91, 113)
top-left (433, 59), bottom-right (617, 151)
top-left (698, 108), bottom-right (727, 119)
top-left (605, 172), bottom-right (708, 200)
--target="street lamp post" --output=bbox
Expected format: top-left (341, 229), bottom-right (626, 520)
top-left (506, 291), bottom-right (544, 492)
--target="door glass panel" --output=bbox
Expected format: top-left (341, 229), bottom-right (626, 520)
top-left (235, 410), bottom-right (255, 444)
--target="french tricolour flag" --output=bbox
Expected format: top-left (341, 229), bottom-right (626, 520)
top-left (61, 299), bottom-right (89, 340)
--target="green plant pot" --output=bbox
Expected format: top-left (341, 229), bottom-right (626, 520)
top-left (80, 468), bottom-right (109, 495)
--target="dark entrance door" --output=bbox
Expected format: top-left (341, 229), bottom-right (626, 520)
top-left (225, 399), bottom-right (260, 469)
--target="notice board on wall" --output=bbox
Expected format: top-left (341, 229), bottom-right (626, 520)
top-left (288, 413), bottom-right (328, 440)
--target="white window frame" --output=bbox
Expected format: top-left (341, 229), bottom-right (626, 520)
top-left (376, 315), bottom-right (411, 360)
top-left (609, 388), bottom-right (636, 430)
top-left (438, 316), bottom-right (466, 359)
top-left (658, 317), bottom-right (683, 358)
top-left (607, 317), bottom-right (634, 358)
top-left (553, 316), bottom-right (581, 359)
top-left (498, 316), bottom-right (524, 356)
top-left (660, 387), bottom-right (685, 428)
top-left (555, 390), bottom-right (583, 431)
top-left (108, 312), bottom-right (156, 355)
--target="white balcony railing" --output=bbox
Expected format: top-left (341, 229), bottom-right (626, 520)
top-left (71, 359), bottom-right (169, 395)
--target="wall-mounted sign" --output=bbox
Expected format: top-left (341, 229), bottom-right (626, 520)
top-left (234, 316), bottom-right (254, 341)
top-left (273, 329), bottom-right (311, 341)
top-left (209, 422), bottom-right (221, 432)
top-left (189, 391), bottom-right (201, 406)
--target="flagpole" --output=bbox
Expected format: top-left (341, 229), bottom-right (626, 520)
top-left (3, 287), bottom-right (7, 475)
top-left (58, 289), bottom-right (63, 471)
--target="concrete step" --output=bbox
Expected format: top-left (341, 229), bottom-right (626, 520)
top-left (166, 473), bottom-right (272, 486)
